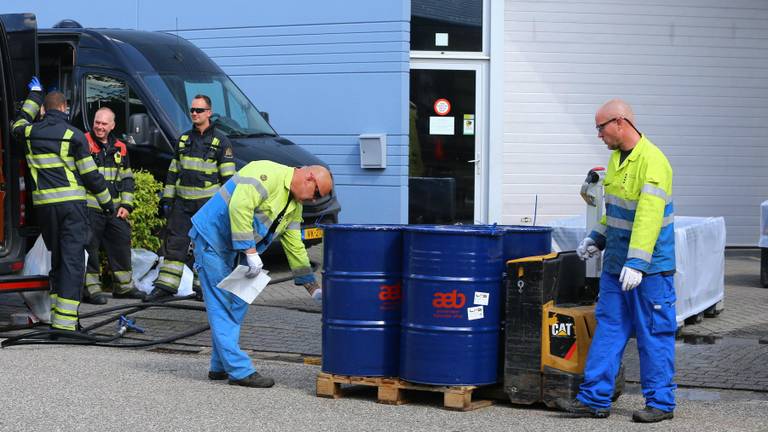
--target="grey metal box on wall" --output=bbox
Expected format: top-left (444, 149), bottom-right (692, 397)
top-left (359, 134), bottom-right (387, 169)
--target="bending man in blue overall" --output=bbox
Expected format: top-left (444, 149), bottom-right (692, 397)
top-left (556, 99), bottom-right (676, 423)
top-left (189, 161), bottom-right (332, 387)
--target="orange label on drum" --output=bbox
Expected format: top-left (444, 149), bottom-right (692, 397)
top-left (379, 283), bottom-right (401, 301)
top-left (432, 290), bottom-right (466, 309)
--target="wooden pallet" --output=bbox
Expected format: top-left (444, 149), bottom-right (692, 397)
top-left (316, 372), bottom-right (494, 411)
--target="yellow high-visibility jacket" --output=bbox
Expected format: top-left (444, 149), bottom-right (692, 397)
top-left (589, 135), bottom-right (675, 274)
top-left (190, 160), bottom-right (314, 284)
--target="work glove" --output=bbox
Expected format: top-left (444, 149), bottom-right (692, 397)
top-left (28, 76), bottom-right (42, 92)
top-left (619, 266), bottom-right (643, 291)
top-left (100, 201), bottom-right (115, 216)
top-left (304, 281), bottom-right (322, 304)
top-left (576, 237), bottom-right (600, 260)
top-left (158, 198), bottom-right (172, 218)
top-left (245, 251), bottom-right (263, 279)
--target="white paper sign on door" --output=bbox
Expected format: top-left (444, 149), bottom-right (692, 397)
top-left (429, 116), bottom-right (454, 135)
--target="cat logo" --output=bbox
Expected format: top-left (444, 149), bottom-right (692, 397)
top-left (432, 290), bottom-right (466, 309)
top-left (551, 322), bottom-right (574, 337)
top-left (260, 174), bottom-right (268, 181)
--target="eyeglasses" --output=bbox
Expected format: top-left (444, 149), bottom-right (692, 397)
top-left (596, 117), bottom-right (619, 132)
top-left (189, 107), bottom-right (210, 114)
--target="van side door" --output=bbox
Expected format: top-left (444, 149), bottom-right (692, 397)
top-left (0, 13), bottom-right (38, 271)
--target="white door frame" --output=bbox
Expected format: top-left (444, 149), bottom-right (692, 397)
top-left (409, 60), bottom-right (489, 223)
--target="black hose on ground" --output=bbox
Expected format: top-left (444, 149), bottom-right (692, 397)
top-left (1, 258), bottom-right (322, 348)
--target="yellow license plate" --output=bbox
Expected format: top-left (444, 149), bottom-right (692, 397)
top-left (302, 227), bottom-right (324, 240)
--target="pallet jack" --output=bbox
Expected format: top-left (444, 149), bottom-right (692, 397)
top-left (503, 167), bottom-right (624, 406)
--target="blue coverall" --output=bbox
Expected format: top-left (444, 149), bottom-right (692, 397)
top-left (189, 161), bottom-right (315, 379)
top-left (577, 135), bottom-right (677, 413)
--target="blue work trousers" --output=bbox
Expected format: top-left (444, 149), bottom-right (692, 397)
top-left (577, 272), bottom-right (677, 412)
top-left (192, 235), bottom-right (256, 380)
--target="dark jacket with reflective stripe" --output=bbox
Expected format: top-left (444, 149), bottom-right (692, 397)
top-left (162, 124), bottom-right (236, 202)
top-left (11, 91), bottom-right (112, 207)
top-left (85, 132), bottom-right (135, 212)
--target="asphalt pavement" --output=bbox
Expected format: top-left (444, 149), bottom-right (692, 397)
top-left (1, 247), bottom-right (767, 431)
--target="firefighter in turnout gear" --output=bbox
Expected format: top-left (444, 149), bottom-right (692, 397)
top-left (189, 161), bottom-right (331, 386)
top-left (82, 107), bottom-right (146, 304)
top-left (146, 94), bottom-right (236, 302)
top-left (12, 77), bottom-right (114, 331)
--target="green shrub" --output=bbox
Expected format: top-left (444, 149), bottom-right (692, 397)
top-left (130, 170), bottom-right (164, 252)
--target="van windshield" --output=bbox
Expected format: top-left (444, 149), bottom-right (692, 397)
top-left (141, 73), bottom-right (277, 138)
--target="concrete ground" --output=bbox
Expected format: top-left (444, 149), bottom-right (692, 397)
top-left (1, 247), bottom-right (767, 430)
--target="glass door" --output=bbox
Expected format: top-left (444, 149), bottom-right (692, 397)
top-left (409, 67), bottom-right (479, 224)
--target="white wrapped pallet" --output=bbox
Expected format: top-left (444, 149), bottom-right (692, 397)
top-left (547, 216), bottom-right (726, 325)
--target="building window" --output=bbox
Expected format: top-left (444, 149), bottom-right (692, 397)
top-left (411, 0), bottom-right (483, 52)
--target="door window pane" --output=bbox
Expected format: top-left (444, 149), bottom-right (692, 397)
top-left (85, 74), bottom-right (128, 136)
top-left (411, 0), bottom-right (482, 52)
top-left (409, 69), bottom-right (476, 224)
top-left (85, 74), bottom-right (150, 140)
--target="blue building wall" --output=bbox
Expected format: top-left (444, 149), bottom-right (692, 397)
top-left (0, 0), bottom-right (411, 223)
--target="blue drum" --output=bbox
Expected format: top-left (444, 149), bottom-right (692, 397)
top-left (400, 225), bottom-right (505, 385)
top-left (499, 225), bottom-right (553, 262)
top-left (321, 224), bottom-right (403, 376)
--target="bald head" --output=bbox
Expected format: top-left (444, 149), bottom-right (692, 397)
top-left (598, 99), bottom-right (635, 124)
top-left (595, 98), bottom-right (641, 151)
top-left (291, 165), bottom-right (334, 202)
top-left (93, 107), bottom-right (116, 142)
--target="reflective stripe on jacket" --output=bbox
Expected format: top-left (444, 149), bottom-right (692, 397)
top-left (589, 135), bottom-right (675, 274)
top-left (190, 161), bottom-right (313, 285)
top-left (11, 91), bottom-right (112, 207)
top-left (162, 125), bottom-right (236, 201)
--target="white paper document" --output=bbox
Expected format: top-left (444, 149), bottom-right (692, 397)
top-left (216, 265), bottom-right (271, 304)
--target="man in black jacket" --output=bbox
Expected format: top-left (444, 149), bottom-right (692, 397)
top-left (147, 94), bottom-right (235, 302)
top-left (82, 107), bottom-right (146, 304)
top-left (12, 77), bottom-right (114, 331)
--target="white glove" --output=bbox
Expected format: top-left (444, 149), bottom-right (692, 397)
top-left (312, 288), bottom-right (322, 304)
top-left (619, 266), bottom-right (643, 291)
top-left (245, 252), bottom-right (263, 279)
top-left (576, 237), bottom-right (600, 260)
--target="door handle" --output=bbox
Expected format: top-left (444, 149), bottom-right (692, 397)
top-left (467, 159), bottom-right (479, 163)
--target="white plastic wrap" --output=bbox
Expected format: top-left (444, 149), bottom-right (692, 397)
top-left (546, 216), bottom-right (726, 325)
top-left (20, 235), bottom-right (52, 323)
top-left (548, 215), bottom-right (587, 252)
top-left (760, 200), bottom-right (768, 247)
top-left (673, 216), bottom-right (726, 324)
top-left (131, 250), bottom-right (194, 297)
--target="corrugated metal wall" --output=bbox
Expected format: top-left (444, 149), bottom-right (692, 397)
top-left (178, 20), bottom-right (411, 223)
top-left (502, 0), bottom-right (768, 245)
top-left (1, 0), bottom-right (412, 224)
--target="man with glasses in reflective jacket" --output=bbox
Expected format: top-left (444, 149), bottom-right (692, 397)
top-left (147, 94), bottom-right (236, 302)
top-left (556, 99), bottom-right (676, 423)
top-left (189, 160), bottom-right (331, 387)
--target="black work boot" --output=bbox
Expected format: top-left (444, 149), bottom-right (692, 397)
top-left (113, 287), bottom-right (147, 300)
top-left (632, 406), bottom-right (674, 423)
top-left (83, 291), bottom-right (108, 305)
top-left (143, 287), bottom-right (174, 303)
top-left (554, 398), bottom-right (610, 418)
top-left (208, 371), bottom-right (228, 380)
top-left (228, 372), bottom-right (275, 388)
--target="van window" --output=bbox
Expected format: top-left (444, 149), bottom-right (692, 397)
top-left (84, 74), bottom-right (148, 138)
top-left (141, 73), bottom-right (275, 138)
